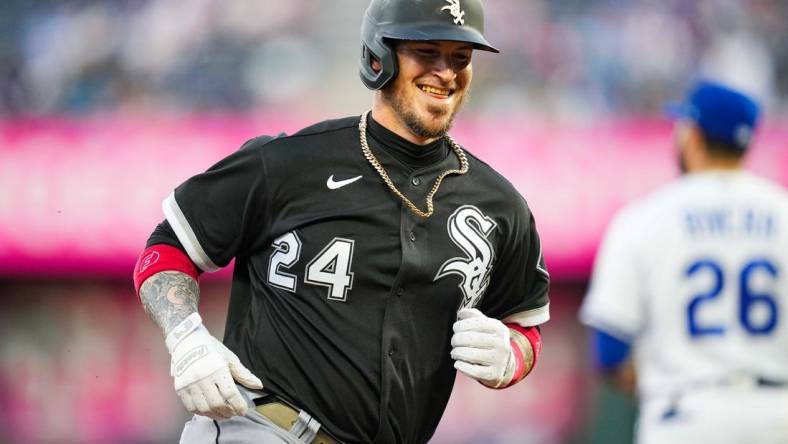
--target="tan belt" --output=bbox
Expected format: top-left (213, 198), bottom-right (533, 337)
top-left (255, 402), bottom-right (339, 444)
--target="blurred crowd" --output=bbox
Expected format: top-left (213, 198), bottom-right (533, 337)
top-left (1, 0), bottom-right (787, 118)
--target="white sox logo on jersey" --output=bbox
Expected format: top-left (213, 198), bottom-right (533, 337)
top-left (435, 205), bottom-right (497, 310)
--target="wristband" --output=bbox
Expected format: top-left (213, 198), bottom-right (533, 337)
top-left (134, 244), bottom-right (199, 295)
top-left (503, 324), bottom-right (542, 386)
top-left (509, 338), bottom-right (526, 383)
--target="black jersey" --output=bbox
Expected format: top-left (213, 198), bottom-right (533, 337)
top-left (148, 115), bottom-right (550, 444)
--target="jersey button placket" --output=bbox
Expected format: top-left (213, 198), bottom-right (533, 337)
top-left (411, 176), bottom-right (421, 186)
top-left (408, 231), bottom-right (416, 242)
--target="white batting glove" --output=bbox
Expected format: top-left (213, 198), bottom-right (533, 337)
top-left (166, 313), bottom-right (263, 420)
top-left (451, 308), bottom-right (516, 388)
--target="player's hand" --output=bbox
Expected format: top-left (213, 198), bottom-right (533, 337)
top-left (166, 313), bottom-right (264, 420)
top-left (451, 308), bottom-right (515, 388)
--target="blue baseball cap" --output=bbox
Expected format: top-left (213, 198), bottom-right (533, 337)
top-left (666, 80), bottom-right (761, 150)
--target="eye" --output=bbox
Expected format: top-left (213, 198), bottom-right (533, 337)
top-left (452, 53), bottom-right (471, 69)
top-left (414, 48), bottom-right (440, 58)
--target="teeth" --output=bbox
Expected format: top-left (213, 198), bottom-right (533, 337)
top-left (420, 85), bottom-right (450, 96)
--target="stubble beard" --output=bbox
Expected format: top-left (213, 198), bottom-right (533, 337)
top-left (383, 86), bottom-right (466, 140)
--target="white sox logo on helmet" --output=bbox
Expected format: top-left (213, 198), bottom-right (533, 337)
top-left (441, 0), bottom-right (466, 25)
top-left (435, 205), bottom-right (497, 310)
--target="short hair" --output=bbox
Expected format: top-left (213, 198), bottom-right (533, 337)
top-left (701, 133), bottom-right (747, 160)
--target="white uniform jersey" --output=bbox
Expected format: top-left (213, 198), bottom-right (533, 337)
top-left (581, 170), bottom-right (788, 401)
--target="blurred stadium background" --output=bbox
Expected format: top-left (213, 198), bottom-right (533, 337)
top-left (1, 1), bottom-right (787, 443)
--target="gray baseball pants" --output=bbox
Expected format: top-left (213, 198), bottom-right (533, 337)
top-left (179, 385), bottom-right (325, 443)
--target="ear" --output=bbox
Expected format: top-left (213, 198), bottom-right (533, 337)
top-left (687, 125), bottom-right (706, 154)
top-left (683, 124), bottom-right (710, 168)
top-left (370, 55), bottom-right (382, 73)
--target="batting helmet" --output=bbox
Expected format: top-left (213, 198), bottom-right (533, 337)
top-left (359, 0), bottom-right (499, 90)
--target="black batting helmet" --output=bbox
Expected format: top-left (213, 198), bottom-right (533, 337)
top-left (359, 0), bottom-right (499, 90)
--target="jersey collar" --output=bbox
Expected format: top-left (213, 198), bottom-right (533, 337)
top-left (367, 114), bottom-right (450, 171)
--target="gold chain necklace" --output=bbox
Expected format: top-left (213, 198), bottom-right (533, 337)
top-left (359, 110), bottom-right (469, 218)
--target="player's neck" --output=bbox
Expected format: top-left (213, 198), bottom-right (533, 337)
top-left (691, 158), bottom-right (743, 173)
top-left (370, 102), bottom-right (441, 146)
top-left (685, 143), bottom-right (744, 173)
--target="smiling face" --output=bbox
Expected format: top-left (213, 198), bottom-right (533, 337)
top-left (372, 40), bottom-right (474, 144)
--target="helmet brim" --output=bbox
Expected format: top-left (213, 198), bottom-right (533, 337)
top-left (380, 23), bottom-right (499, 53)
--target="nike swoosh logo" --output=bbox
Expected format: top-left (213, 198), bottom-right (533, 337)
top-left (327, 175), bottom-right (363, 190)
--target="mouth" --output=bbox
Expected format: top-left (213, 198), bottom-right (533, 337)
top-left (418, 84), bottom-right (453, 99)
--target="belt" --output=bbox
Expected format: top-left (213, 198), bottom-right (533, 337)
top-left (660, 376), bottom-right (786, 421)
top-left (253, 395), bottom-right (340, 444)
top-left (756, 377), bottom-right (786, 388)
top-left (714, 375), bottom-right (787, 389)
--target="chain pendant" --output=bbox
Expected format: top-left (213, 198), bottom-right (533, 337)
top-left (358, 111), bottom-right (469, 218)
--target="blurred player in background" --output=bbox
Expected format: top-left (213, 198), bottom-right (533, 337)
top-left (580, 80), bottom-right (788, 444)
top-left (132, 0), bottom-right (549, 443)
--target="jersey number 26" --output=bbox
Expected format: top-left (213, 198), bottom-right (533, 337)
top-left (686, 258), bottom-right (780, 337)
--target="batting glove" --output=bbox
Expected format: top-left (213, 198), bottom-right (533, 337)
top-left (451, 308), bottom-right (516, 388)
top-left (166, 313), bottom-right (263, 420)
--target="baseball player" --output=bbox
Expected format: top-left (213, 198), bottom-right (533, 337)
top-left (133, 1), bottom-right (550, 443)
top-left (580, 80), bottom-right (788, 444)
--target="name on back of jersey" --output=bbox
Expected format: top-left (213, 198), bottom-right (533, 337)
top-left (685, 207), bottom-right (776, 239)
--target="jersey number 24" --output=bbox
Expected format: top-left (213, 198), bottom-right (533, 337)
top-left (267, 231), bottom-right (355, 302)
top-left (686, 258), bottom-right (780, 337)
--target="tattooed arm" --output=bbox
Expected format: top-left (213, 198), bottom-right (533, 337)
top-left (139, 271), bottom-right (200, 335)
top-left (138, 269), bottom-right (262, 419)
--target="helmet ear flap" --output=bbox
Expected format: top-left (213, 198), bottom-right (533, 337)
top-left (359, 36), bottom-right (399, 90)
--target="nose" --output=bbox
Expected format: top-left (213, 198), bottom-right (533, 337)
top-left (432, 56), bottom-right (457, 83)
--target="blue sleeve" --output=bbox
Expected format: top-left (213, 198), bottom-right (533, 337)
top-left (591, 328), bottom-right (631, 371)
